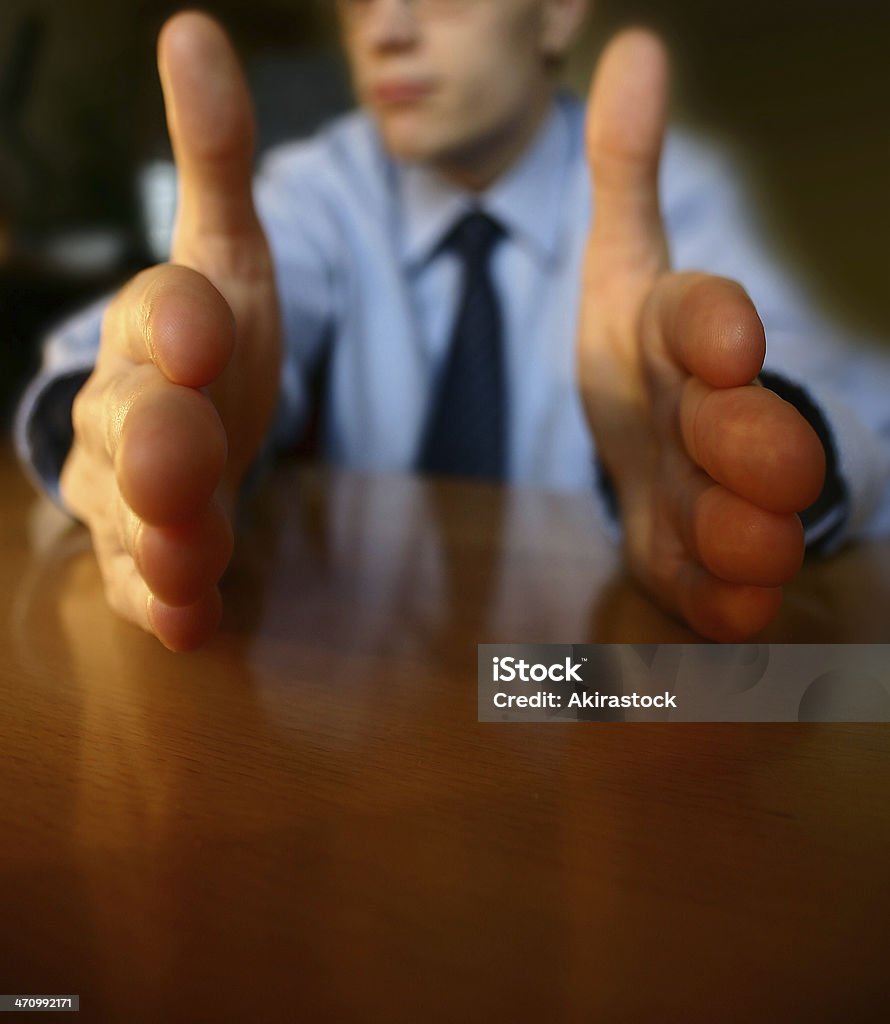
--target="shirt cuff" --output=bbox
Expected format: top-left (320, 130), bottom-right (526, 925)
top-left (594, 456), bottom-right (622, 540)
top-left (14, 367), bottom-right (93, 509)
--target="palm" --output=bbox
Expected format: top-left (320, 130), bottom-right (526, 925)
top-left (58, 13), bottom-right (285, 652)
top-left (578, 31), bottom-right (825, 641)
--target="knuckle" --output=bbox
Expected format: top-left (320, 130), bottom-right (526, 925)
top-left (94, 544), bottom-right (143, 627)
top-left (137, 267), bottom-right (177, 361)
top-left (139, 290), bottom-right (156, 361)
top-left (117, 496), bottom-right (142, 561)
top-left (70, 377), bottom-right (97, 441)
top-left (105, 576), bottom-right (133, 622)
top-left (59, 460), bottom-right (84, 521)
top-left (105, 269), bottom-right (149, 331)
top-left (105, 265), bottom-right (169, 360)
top-left (70, 388), bottom-right (87, 440)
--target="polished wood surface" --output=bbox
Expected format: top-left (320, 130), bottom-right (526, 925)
top-left (2, 442), bottom-right (890, 1022)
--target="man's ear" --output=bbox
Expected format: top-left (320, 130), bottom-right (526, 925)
top-left (540, 0), bottom-right (589, 61)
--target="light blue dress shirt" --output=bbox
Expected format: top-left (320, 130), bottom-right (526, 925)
top-left (14, 93), bottom-right (890, 545)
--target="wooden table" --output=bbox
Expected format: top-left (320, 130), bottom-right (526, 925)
top-left (2, 443), bottom-right (889, 1021)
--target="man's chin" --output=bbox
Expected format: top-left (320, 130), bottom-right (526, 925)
top-left (371, 115), bottom-right (452, 166)
top-left (377, 130), bottom-right (434, 165)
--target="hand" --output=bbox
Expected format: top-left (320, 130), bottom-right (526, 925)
top-left (578, 30), bottom-right (826, 642)
top-left (60, 12), bottom-right (282, 651)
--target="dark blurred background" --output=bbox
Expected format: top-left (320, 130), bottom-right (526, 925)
top-left (1, 0), bottom-right (888, 426)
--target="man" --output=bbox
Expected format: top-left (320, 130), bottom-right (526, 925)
top-left (15, 2), bottom-right (890, 650)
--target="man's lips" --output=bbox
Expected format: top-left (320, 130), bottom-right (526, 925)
top-left (371, 80), bottom-right (435, 105)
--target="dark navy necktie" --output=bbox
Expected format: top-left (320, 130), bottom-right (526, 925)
top-left (417, 210), bottom-right (507, 480)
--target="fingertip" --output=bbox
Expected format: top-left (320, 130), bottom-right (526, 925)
top-left (148, 587), bottom-right (223, 652)
top-left (696, 488), bottom-right (806, 587)
top-left (158, 9), bottom-right (226, 69)
top-left (586, 26), bottom-right (671, 134)
top-left (783, 415), bottom-right (827, 512)
top-left (680, 569), bottom-right (783, 642)
top-left (683, 383), bottom-right (828, 514)
top-left (147, 265), bottom-right (236, 388)
top-left (135, 502), bottom-right (235, 607)
top-left (675, 277), bottom-right (765, 387)
top-left (117, 383), bottom-right (227, 526)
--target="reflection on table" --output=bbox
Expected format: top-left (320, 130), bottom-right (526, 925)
top-left (3, 444), bottom-right (890, 1021)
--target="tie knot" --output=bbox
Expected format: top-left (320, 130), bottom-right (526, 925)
top-left (445, 210), bottom-right (504, 268)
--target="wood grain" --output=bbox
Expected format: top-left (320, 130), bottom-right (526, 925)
top-left (1, 444), bottom-right (889, 1022)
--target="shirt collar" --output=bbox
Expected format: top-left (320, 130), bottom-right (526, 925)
top-left (395, 95), bottom-right (572, 270)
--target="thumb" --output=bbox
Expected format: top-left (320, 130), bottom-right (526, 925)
top-left (586, 28), bottom-right (671, 272)
top-left (158, 11), bottom-right (262, 253)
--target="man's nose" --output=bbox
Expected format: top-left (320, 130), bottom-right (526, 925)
top-left (366, 0), bottom-right (421, 51)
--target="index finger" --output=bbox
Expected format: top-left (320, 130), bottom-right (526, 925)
top-left (641, 272), bottom-right (766, 389)
top-left (100, 263), bottom-right (235, 388)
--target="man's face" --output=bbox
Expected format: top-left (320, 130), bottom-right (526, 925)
top-left (338, 0), bottom-right (576, 176)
